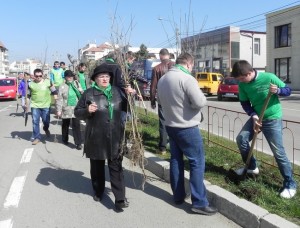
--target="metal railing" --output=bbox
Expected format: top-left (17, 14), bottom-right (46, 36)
top-left (203, 105), bottom-right (300, 176)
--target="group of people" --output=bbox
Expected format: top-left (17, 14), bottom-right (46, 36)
top-left (18, 49), bottom-right (297, 214)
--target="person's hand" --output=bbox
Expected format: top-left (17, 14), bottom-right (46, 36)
top-left (252, 115), bottom-right (261, 133)
top-left (88, 102), bottom-right (97, 113)
top-left (125, 84), bottom-right (136, 95)
top-left (57, 111), bottom-right (61, 117)
top-left (269, 83), bottom-right (278, 94)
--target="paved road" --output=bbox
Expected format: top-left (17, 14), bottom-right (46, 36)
top-left (0, 101), bottom-right (239, 228)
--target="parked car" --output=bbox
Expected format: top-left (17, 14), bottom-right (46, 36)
top-left (0, 75), bottom-right (17, 100)
top-left (217, 77), bottom-right (239, 101)
top-left (195, 72), bottom-right (223, 96)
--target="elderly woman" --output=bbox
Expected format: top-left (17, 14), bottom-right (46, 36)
top-left (56, 70), bottom-right (83, 150)
top-left (74, 64), bottom-right (130, 212)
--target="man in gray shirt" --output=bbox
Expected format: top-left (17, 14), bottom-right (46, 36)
top-left (157, 53), bottom-right (217, 215)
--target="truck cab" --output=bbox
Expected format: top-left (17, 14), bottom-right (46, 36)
top-left (195, 72), bottom-right (223, 96)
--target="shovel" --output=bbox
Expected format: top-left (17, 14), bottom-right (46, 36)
top-left (226, 91), bottom-right (272, 184)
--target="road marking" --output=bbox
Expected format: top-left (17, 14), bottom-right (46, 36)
top-left (20, 148), bottom-right (33, 164)
top-left (0, 219), bottom-right (13, 228)
top-left (3, 172), bottom-right (27, 209)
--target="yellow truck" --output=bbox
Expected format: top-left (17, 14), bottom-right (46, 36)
top-left (195, 72), bottom-right (223, 96)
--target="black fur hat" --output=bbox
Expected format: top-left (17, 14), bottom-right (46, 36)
top-left (91, 64), bottom-right (113, 81)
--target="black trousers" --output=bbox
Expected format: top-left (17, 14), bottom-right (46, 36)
top-left (90, 158), bottom-right (125, 201)
top-left (61, 118), bottom-right (81, 145)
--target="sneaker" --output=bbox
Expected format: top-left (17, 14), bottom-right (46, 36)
top-left (235, 167), bottom-right (259, 175)
top-left (175, 193), bottom-right (191, 205)
top-left (76, 144), bottom-right (82, 150)
top-left (32, 139), bottom-right (40, 145)
top-left (280, 188), bottom-right (296, 199)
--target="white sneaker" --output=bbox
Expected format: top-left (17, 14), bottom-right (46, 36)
top-left (235, 167), bottom-right (259, 175)
top-left (280, 188), bottom-right (296, 199)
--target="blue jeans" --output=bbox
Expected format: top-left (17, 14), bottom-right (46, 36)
top-left (31, 108), bottom-right (50, 140)
top-left (166, 126), bottom-right (209, 207)
top-left (158, 104), bottom-right (168, 151)
top-left (236, 118), bottom-right (297, 189)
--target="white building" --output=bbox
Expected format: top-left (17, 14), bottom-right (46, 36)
top-left (78, 42), bottom-right (114, 62)
top-left (0, 41), bottom-right (9, 75)
top-left (9, 59), bottom-right (51, 76)
top-left (266, 5), bottom-right (300, 90)
top-left (181, 26), bottom-right (266, 76)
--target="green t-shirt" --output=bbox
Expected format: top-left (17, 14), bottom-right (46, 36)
top-left (29, 79), bottom-right (51, 108)
top-left (239, 72), bottom-right (285, 120)
top-left (78, 72), bottom-right (87, 90)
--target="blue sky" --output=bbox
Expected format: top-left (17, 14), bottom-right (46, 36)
top-left (1, 0), bottom-right (300, 64)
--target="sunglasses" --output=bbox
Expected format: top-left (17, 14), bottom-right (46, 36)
top-left (35, 75), bottom-right (43, 78)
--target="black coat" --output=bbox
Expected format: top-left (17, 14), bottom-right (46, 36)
top-left (74, 86), bottom-right (127, 160)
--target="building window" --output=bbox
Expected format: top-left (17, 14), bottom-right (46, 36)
top-left (254, 38), bottom-right (260, 55)
top-left (275, 58), bottom-right (291, 83)
top-left (275, 24), bottom-right (291, 48)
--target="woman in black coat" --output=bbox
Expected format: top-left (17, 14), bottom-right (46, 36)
top-left (74, 64), bottom-right (130, 212)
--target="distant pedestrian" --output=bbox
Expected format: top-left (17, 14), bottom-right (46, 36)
top-left (60, 61), bottom-right (68, 72)
top-left (29, 69), bottom-right (57, 145)
top-left (150, 48), bottom-right (174, 154)
top-left (157, 53), bottom-right (217, 215)
top-left (50, 61), bottom-right (64, 89)
top-left (231, 60), bottom-right (297, 199)
top-left (74, 64), bottom-right (132, 212)
top-left (56, 70), bottom-right (83, 150)
top-left (77, 63), bottom-right (87, 91)
top-left (18, 73), bottom-right (30, 116)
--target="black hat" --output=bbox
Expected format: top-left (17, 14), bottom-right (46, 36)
top-left (64, 70), bottom-right (75, 77)
top-left (91, 64), bottom-right (113, 81)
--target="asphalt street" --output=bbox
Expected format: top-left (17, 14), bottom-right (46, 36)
top-left (0, 101), bottom-right (240, 228)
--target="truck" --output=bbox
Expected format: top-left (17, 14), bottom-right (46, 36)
top-left (195, 72), bottom-right (223, 96)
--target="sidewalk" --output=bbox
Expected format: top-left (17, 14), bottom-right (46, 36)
top-left (134, 101), bottom-right (299, 228)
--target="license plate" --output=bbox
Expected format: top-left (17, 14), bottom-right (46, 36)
top-left (0, 93), bottom-right (4, 96)
top-left (226, 93), bottom-right (234, 96)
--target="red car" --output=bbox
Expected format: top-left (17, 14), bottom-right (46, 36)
top-left (0, 76), bottom-right (17, 100)
top-left (217, 77), bottom-right (239, 101)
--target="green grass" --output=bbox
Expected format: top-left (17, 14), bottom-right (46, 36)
top-left (134, 107), bottom-right (300, 225)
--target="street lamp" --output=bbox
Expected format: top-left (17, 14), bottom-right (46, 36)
top-left (158, 18), bottom-right (180, 58)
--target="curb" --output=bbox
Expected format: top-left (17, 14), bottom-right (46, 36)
top-left (142, 151), bottom-right (299, 228)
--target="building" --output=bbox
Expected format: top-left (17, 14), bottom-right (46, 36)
top-left (9, 59), bottom-right (51, 76)
top-left (78, 42), bottom-right (114, 62)
top-left (181, 26), bottom-right (266, 76)
top-left (266, 5), bottom-right (300, 90)
top-left (0, 41), bottom-right (9, 75)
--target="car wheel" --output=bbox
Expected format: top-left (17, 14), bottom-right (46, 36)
top-left (217, 94), bottom-right (222, 101)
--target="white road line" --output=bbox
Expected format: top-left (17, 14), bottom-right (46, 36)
top-left (3, 172), bottom-right (27, 209)
top-left (0, 219), bottom-right (13, 228)
top-left (20, 148), bottom-right (33, 164)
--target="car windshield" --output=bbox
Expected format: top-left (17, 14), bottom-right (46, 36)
top-left (223, 78), bottom-right (238, 85)
top-left (0, 79), bottom-right (15, 86)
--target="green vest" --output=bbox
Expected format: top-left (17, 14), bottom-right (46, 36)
top-left (29, 79), bottom-right (51, 108)
top-left (51, 68), bottom-right (64, 86)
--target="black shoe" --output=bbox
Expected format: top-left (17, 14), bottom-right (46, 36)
top-left (175, 193), bottom-right (191, 205)
top-left (62, 140), bottom-right (69, 145)
top-left (93, 195), bottom-right (103, 202)
top-left (44, 128), bottom-right (51, 137)
top-left (76, 144), bottom-right (82, 150)
top-left (115, 199), bottom-right (129, 212)
top-left (191, 206), bottom-right (218, 216)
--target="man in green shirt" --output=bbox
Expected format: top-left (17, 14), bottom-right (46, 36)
top-left (77, 63), bottom-right (87, 91)
top-left (231, 60), bottom-right (297, 199)
top-left (29, 69), bottom-right (57, 145)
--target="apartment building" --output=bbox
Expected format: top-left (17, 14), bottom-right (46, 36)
top-left (0, 41), bottom-right (9, 75)
top-left (266, 5), bottom-right (300, 90)
top-left (181, 26), bottom-right (266, 76)
top-left (78, 42), bottom-right (114, 62)
top-left (9, 59), bottom-right (51, 76)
